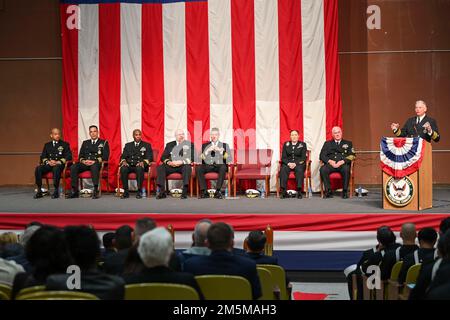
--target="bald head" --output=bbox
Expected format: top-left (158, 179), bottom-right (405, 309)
top-left (50, 128), bottom-right (61, 141)
top-left (400, 223), bottom-right (417, 244)
top-left (193, 219), bottom-right (212, 247)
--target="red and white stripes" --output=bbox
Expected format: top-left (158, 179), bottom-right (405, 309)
top-left (60, 0), bottom-right (343, 190)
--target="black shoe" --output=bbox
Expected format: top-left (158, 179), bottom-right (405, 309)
top-left (156, 192), bottom-right (167, 199)
top-left (324, 190), bottom-right (333, 198)
top-left (51, 192), bottom-right (59, 199)
top-left (92, 190), bottom-right (99, 199)
top-left (214, 190), bottom-right (223, 199)
top-left (67, 191), bottom-right (79, 199)
top-left (280, 191), bottom-right (287, 199)
top-left (180, 193), bottom-right (188, 199)
top-left (136, 191), bottom-right (142, 199)
top-left (34, 192), bottom-right (43, 199)
top-left (297, 192), bottom-right (303, 199)
top-left (342, 190), bottom-right (348, 199)
top-left (199, 191), bottom-right (209, 199)
top-left (121, 191), bottom-right (130, 199)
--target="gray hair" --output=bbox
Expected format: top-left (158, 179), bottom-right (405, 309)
top-left (415, 100), bottom-right (427, 107)
top-left (193, 219), bottom-right (212, 246)
top-left (21, 225), bottom-right (41, 247)
top-left (137, 227), bottom-right (173, 268)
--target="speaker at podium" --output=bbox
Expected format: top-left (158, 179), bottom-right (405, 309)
top-left (380, 137), bottom-right (433, 211)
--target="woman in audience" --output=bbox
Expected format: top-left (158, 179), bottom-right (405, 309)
top-left (0, 232), bottom-right (21, 259)
top-left (11, 225), bottom-right (72, 299)
top-left (46, 226), bottom-right (125, 300)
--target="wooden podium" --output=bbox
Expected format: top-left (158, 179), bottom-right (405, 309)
top-left (382, 141), bottom-right (433, 211)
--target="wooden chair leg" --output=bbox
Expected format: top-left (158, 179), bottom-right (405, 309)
top-left (147, 176), bottom-right (150, 199)
top-left (233, 177), bottom-right (237, 197)
top-left (116, 173), bottom-right (120, 197)
top-left (227, 175), bottom-right (231, 197)
top-left (265, 177), bottom-right (269, 197)
top-left (190, 177), bottom-right (193, 197)
top-left (276, 177), bottom-right (279, 198)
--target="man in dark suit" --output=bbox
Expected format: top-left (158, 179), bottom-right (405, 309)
top-left (46, 226), bottom-right (125, 300)
top-left (183, 222), bottom-right (262, 300)
top-left (391, 100), bottom-right (440, 143)
top-left (345, 226), bottom-right (398, 299)
top-left (103, 225), bottom-right (134, 276)
top-left (398, 227), bottom-right (438, 284)
top-left (197, 128), bottom-right (231, 199)
top-left (123, 227), bottom-right (203, 299)
top-left (244, 230), bottom-right (278, 265)
top-left (279, 130), bottom-right (307, 199)
top-left (319, 126), bottom-right (355, 199)
top-left (34, 128), bottom-right (72, 199)
top-left (156, 129), bottom-right (195, 199)
top-left (363, 223), bottom-right (418, 281)
top-left (119, 129), bottom-right (153, 199)
top-left (68, 125), bottom-right (110, 199)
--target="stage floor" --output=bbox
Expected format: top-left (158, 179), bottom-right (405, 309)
top-left (1, 186), bottom-right (450, 214)
top-left (1, 186), bottom-right (450, 271)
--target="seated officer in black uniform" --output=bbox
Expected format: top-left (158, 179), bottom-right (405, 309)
top-left (68, 125), bottom-right (110, 199)
top-left (279, 130), bottom-right (307, 199)
top-left (119, 129), bottom-right (153, 199)
top-left (156, 129), bottom-right (195, 199)
top-left (197, 128), bottom-right (231, 199)
top-left (319, 126), bottom-right (355, 199)
top-left (391, 100), bottom-right (440, 143)
top-left (34, 128), bottom-right (72, 199)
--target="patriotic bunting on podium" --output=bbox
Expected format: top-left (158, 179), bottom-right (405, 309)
top-left (380, 137), bottom-right (426, 178)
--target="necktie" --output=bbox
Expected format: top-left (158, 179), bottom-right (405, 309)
top-left (92, 140), bottom-right (94, 145)
top-left (416, 117), bottom-right (420, 124)
top-left (53, 141), bottom-right (55, 147)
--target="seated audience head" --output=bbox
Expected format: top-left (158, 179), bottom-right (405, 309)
top-left (64, 225), bottom-right (101, 270)
top-left (134, 217), bottom-right (157, 240)
top-left (113, 225), bottom-right (134, 251)
top-left (439, 217), bottom-right (450, 236)
top-left (376, 226), bottom-right (396, 248)
top-left (418, 227), bottom-right (438, 249)
top-left (0, 232), bottom-right (19, 248)
top-left (137, 227), bottom-right (173, 268)
top-left (26, 225), bottom-right (72, 281)
top-left (437, 230), bottom-right (450, 259)
top-left (26, 221), bottom-right (43, 228)
top-left (193, 219), bottom-right (212, 247)
top-left (102, 232), bottom-right (115, 250)
top-left (400, 223), bottom-right (416, 245)
top-left (246, 231), bottom-right (266, 253)
top-left (20, 225), bottom-right (41, 248)
top-left (206, 222), bottom-right (234, 251)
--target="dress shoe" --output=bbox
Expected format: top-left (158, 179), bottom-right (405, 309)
top-left (156, 192), bottom-right (167, 199)
top-left (199, 191), bottom-right (209, 199)
top-left (51, 192), bottom-right (59, 199)
top-left (92, 190), bottom-right (99, 199)
top-left (280, 191), bottom-right (287, 199)
top-left (136, 191), bottom-right (142, 199)
top-left (67, 191), bottom-right (79, 199)
top-left (342, 190), bottom-right (348, 199)
top-left (214, 190), bottom-right (223, 199)
top-left (121, 191), bottom-right (130, 199)
top-left (324, 190), bottom-right (333, 198)
top-left (180, 192), bottom-right (188, 199)
top-left (297, 192), bottom-right (303, 199)
top-left (33, 192), bottom-right (43, 199)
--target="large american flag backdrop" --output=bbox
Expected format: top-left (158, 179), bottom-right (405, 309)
top-left (60, 0), bottom-right (343, 191)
